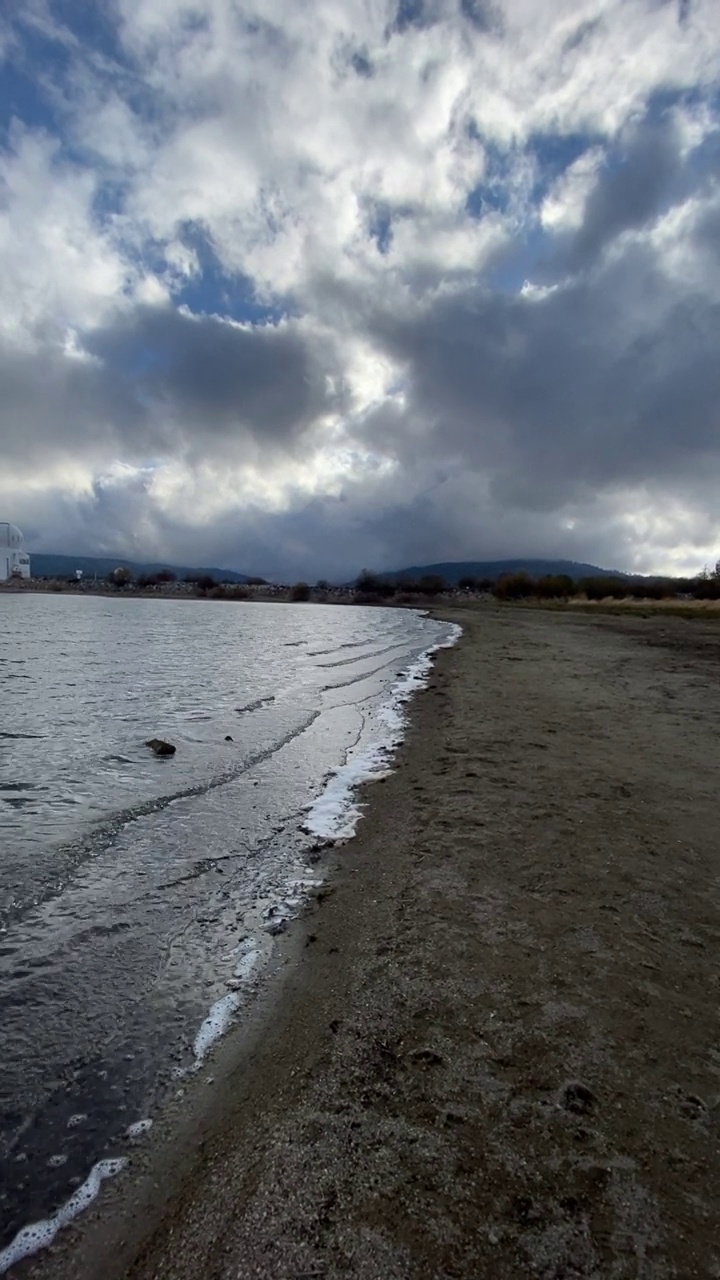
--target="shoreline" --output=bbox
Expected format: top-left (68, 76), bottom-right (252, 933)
top-left (2, 607), bottom-right (457, 1276)
top-left (22, 607), bottom-right (720, 1278)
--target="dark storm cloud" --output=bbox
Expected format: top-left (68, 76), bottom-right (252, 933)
top-left (358, 235), bottom-right (720, 515)
top-left (0, 337), bottom-right (143, 464)
top-left (0, 303), bottom-right (339, 466)
top-left (565, 114), bottom-right (683, 270)
top-left (314, 100), bottom-right (720, 539)
top-left (693, 195), bottom-right (720, 256)
top-left (84, 304), bottom-right (337, 451)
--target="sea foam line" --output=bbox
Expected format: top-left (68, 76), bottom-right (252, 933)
top-left (303, 621), bottom-right (462, 841)
top-left (188, 621), bottom-right (462, 1068)
top-left (0, 1159), bottom-right (127, 1275)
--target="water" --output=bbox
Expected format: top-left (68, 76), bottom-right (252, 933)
top-left (0, 594), bottom-right (455, 1261)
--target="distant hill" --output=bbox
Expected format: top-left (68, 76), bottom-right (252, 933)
top-left (381, 559), bottom-right (632, 584)
top-left (29, 553), bottom-right (251, 584)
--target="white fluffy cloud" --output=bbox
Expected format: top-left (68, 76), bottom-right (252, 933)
top-left (1, 0), bottom-right (719, 577)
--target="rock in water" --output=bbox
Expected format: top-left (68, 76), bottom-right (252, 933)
top-left (145, 738), bottom-right (176, 756)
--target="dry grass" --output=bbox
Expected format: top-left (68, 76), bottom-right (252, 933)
top-left (518, 596), bottom-right (720, 619)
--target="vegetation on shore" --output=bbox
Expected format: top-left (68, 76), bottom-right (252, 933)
top-left (352, 565), bottom-right (720, 606)
top-left (4, 562), bottom-right (720, 616)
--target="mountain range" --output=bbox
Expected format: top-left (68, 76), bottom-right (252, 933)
top-left (29, 553), bottom-right (251, 583)
top-left (381, 559), bottom-right (632, 584)
top-left (28, 553), bottom-right (636, 586)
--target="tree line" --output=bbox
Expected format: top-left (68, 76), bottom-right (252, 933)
top-left (100, 563), bottom-right (720, 602)
top-left (353, 567), bottom-right (720, 602)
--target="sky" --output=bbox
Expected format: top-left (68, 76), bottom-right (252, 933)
top-left (1, 0), bottom-right (719, 581)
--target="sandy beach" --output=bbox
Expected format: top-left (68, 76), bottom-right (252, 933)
top-left (29, 605), bottom-right (720, 1280)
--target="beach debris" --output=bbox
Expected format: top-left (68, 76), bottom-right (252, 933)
top-left (408, 1047), bottom-right (444, 1067)
top-left (145, 738), bottom-right (176, 756)
top-left (225, 734), bottom-right (234, 741)
top-left (679, 1091), bottom-right (707, 1119)
top-left (560, 1081), bottom-right (596, 1115)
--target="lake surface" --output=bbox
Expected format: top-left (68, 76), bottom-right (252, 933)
top-left (0, 594), bottom-right (455, 1260)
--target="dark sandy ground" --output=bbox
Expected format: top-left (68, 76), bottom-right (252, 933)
top-left (29, 606), bottom-right (720, 1279)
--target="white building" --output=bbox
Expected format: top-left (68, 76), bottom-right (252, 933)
top-left (0, 523), bottom-right (31, 581)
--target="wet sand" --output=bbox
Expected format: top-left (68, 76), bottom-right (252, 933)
top-left (32, 606), bottom-right (720, 1279)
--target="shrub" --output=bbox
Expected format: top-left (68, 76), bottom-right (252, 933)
top-left (579, 577), bottom-right (630, 601)
top-left (691, 576), bottom-right (720, 600)
top-left (493, 571), bottom-right (533, 601)
top-left (630, 582), bottom-right (669, 600)
top-left (534, 574), bottom-right (575, 600)
top-left (418, 574), bottom-right (447, 596)
top-left (458, 575), bottom-right (478, 590)
top-left (396, 576), bottom-right (446, 597)
top-left (355, 570), bottom-right (395, 598)
top-left (290, 581), bottom-right (311, 602)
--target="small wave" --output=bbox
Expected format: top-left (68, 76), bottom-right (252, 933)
top-left (307, 638), bottom-right (374, 657)
top-left (0, 731), bottom-right (45, 740)
top-left (0, 708), bottom-right (319, 931)
top-left (316, 641), bottom-right (408, 669)
top-left (156, 853), bottom-right (238, 891)
top-left (235, 695), bottom-right (275, 715)
top-left (319, 657), bottom-right (407, 694)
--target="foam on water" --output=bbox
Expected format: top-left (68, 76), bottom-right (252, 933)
top-left (0, 1158), bottom-right (127, 1275)
top-left (125, 1119), bottom-right (153, 1140)
top-left (233, 945), bottom-right (260, 982)
top-left (304, 621), bottom-right (462, 841)
top-left (181, 624), bottom-right (461, 1073)
top-left (192, 992), bottom-right (241, 1067)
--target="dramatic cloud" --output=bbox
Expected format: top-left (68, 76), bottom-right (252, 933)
top-left (1, 0), bottom-right (719, 577)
